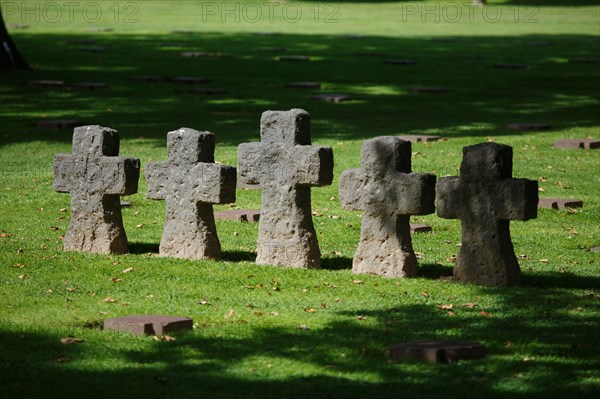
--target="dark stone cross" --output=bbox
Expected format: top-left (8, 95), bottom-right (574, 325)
top-left (238, 109), bottom-right (334, 268)
top-left (145, 128), bottom-right (236, 260)
top-left (436, 143), bottom-right (538, 286)
top-left (53, 125), bottom-right (140, 254)
top-left (339, 137), bottom-right (436, 277)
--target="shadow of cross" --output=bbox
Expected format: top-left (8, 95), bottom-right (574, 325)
top-left (145, 128), bottom-right (236, 260)
top-left (53, 125), bottom-right (140, 254)
top-left (436, 143), bottom-right (538, 287)
top-left (339, 137), bottom-right (436, 278)
top-left (238, 109), bottom-right (334, 268)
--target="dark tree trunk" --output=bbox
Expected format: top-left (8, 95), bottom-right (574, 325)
top-left (0, 8), bottom-right (30, 69)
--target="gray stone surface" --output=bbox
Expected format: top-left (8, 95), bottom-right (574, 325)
top-left (554, 138), bottom-right (599, 149)
top-left (436, 143), bottom-right (538, 286)
top-left (29, 80), bottom-right (64, 87)
top-left (340, 137), bottom-right (436, 278)
top-left (313, 93), bottom-right (352, 102)
top-left (238, 109), bottom-right (333, 268)
top-left (389, 340), bottom-right (486, 364)
top-left (214, 209), bottom-right (260, 222)
top-left (146, 128), bottom-right (236, 260)
top-left (508, 123), bottom-right (551, 131)
top-left (53, 125), bottom-right (140, 254)
top-left (104, 315), bottom-right (193, 336)
top-left (410, 224), bottom-right (432, 234)
top-left (397, 135), bottom-right (441, 143)
top-left (538, 198), bottom-right (584, 209)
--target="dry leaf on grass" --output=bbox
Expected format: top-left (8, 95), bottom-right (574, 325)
top-left (60, 336), bottom-right (84, 344)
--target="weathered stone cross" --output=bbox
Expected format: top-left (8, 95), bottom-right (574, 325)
top-left (436, 142), bottom-right (538, 286)
top-left (145, 128), bottom-right (236, 260)
top-left (238, 109), bottom-right (334, 268)
top-left (53, 125), bottom-right (140, 254)
top-left (339, 137), bottom-right (436, 277)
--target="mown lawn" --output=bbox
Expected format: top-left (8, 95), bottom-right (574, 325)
top-left (1, 1), bottom-right (599, 398)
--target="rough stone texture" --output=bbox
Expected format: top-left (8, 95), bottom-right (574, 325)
top-left (436, 143), bottom-right (538, 287)
top-left (37, 119), bottom-right (80, 129)
top-left (397, 135), bottom-right (441, 143)
top-left (409, 87), bottom-right (447, 94)
top-left (28, 80), bottom-right (64, 87)
top-left (538, 198), bottom-right (584, 209)
top-left (238, 109), bottom-right (333, 268)
top-left (104, 315), bottom-right (193, 336)
top-left (554, 138), bottom-right (600, 149)
top-left (146, 128), bottom-right (236, 260)
top-left (590, 246), bottom-right (600, 253)
top-left (410, 224), bottom-right (432, 234)
top-left (53, 125), bottom-right (140, 254)
top-left (389, 340), bottom-right (486, 364)
top-left (313, 93), bottom-right (352, 102)
top-left (120, 201), bottom-right (132, 208)
top-left (279, 55), bottom-right (310, 61)
top-left (507, 123), bottom-right (551, 131)
top-left (340, 137), bottom-right (436, 278)
top-left (214, 209), bottom-right (260, 222)
top-left (285, 82), bottom-right (321, 89)
top-left (384, 59), bottom-right (416, 65)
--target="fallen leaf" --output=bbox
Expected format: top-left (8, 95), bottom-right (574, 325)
top-left (224, 309), bottom-right (235, 319)
top-left (122, 267), bottom-right (134, 274)
top-left (302, 288), bottom-right (309, 293)
top-left (16, 248), bottom-right (24, 254)
top-left (50, 226), bottom-right (59, 231)
top-left (135, 224), bottom-right (143, 228)
top-left (60, 336), bottom-right (84, 344)
top-left (103, 297), bottom-right (117, 303)
top-left (298, 325), bottom-right (310, 330)
top-left (321, 303), bottom-right (329, 309)
top-left (445, 256), bottom-right (457, 263)
top-left (356, 315), bottom-right (366, 320)
top-left (0, 232), bottom-right (11, 238)
top-left (447, 311), bottom-right (456, 316)
top-left (254, 311), bottom-right (263, 316)
top-left (59, 208), bottom-right (68, 212)
top-left (269, 311), bottom-right (279, 316)
top-left (556, 181), bottom-right (569, 189)
top-left (517, 254), bottom-right (527, 259)
top-left (479, 311), bottom-right (492, 318)
top-left (111, 278), bottom-right (122, 283)
top-left (304, 307), bottom-right (317, 313)
top-left (54, 355), bottom-right (71, 363)
top-left (420, 291), bottom-right (430, 297)
top-left (18, 274), bottom-right (29, 280)
top-left (437, 304), bottom-right (454, 310)
top-left (353, 279), bottom-right (364, 285)
top-left (539, 259), bottom-right (549, 263)
top-left (462, 303), bottom-right (478, 309)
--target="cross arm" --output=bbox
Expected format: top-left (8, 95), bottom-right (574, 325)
top-left (496, 178), bottom-right (538, 221)
top-left (190, 163), bottom-right (237, 204)
top-left (53, 153), bottom-right (75, 193)
top-left (393, 172), bottom-right (436, 215)
top-left (436, 176), bottom-right (462, 219)
top-left (290, 145), bottom-right (334, 187)
top-left (339, 169), bottom-right (367, 211)
top-left (101, 157), bottom-right (140, 196)
top-left (145, 160), bottom-right (169, 200)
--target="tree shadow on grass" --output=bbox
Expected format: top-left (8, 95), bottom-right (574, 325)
top-left (128, 241), bottom-right (159, 255)
top-left (321, 255), bottom-right (353, 271)
top-left (1, 287), bottom-right (599, 399)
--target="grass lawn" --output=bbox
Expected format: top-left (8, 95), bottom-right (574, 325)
top-left (1, 0), bottom-right (599, 397)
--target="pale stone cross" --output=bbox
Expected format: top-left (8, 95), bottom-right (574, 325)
top-left (339, 136), bottom-right (436, 277)
top-left (53, 125), bottom-right (140, 254)
top-left (145, 128), bottom-right (236, 260)
top-left (238, 109), bottom-right (333, 268)
top-left (436, 142), bottom-right (538, 286)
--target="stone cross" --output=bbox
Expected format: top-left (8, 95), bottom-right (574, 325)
top-left (238, 109), bottom-right (334, 268)
top-left (53, 125), bottom-right (140, 254)
top-left (436, 143), bottom-right (538, 286)
top-left (339, 137), bottom-right (436, 277)
top-left (145, 128), bottom-right (236, 260)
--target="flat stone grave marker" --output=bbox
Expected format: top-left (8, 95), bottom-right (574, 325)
top-left (340, 136), bottom-right (436, 278)
top-left (67, 39), bottom-right (97, 45)
top-left (409, 87), bottom-right (446, 94)
top-left (180, 51), bottom-right (206, 58)
top-left (554, 138), bottom-right (600, 149)
top-left (53, 125), bottom-right (140, 254)
top-left (313, 93), bottom-right (352, 102)
top-left (569, 58), bottom-right (599, 64)
top-left (410, 224), bottom-right (432, 234)
top-left (146, 128), bottom-right (236, 260)
top-left (188, 88), bottom-right (228, 95)
top-left (397, 135), bottom-right (441, 143)
top-left (131, 75), bottom-right (169, 82)
top-left (436, 142), bottom-right (538, 286)
top-left (70, 82), bottom-right (108, 90)
top-left (493, 63), bottom-right (526, 69)
top-left (8, 24), bottom-right (30, 29)
top-left (120, 201), bottom-right (132, 208)
top-left (285, 82), bottom-right (321, 89)
top-left (238, 109), bottom-right (333, 268)
top-left (508, 123), bottom-right (551, 131)
top-left (87, 27), bottom-right (113, 32)
top-left (214, 209), bottom-right (260, 222)
top-left (279, 55), bottom-right (311, 62)
top-left (384, 59), bottom-right (416, 65)
top-left (77, 47), bottom-right (107, 53)
top-left (171, 76), bottom-right (210, 84)
top-left (538, 198), bottom-right (584, 209)
top-left (37, 119), bottom-right (80, 130)
top-left (258, 47), bottom-right (286, 52)
top-left (354, 51), bottom-right (386, 57)
top-left (254, 32), bottom-right (279, 36)
top-left (170, 30), bottom-right (195, 34)
top-left (29, 80), bottom-right (64, 87)
top-left (389, 340), bottom-right (486, 364)
top-left (590, 246), bottom-right (600, 253)
top-left (104, 315), bottom-right (193, 336)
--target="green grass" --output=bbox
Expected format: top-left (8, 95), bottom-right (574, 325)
top-left (1, 1), bottom-right (599, 398)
